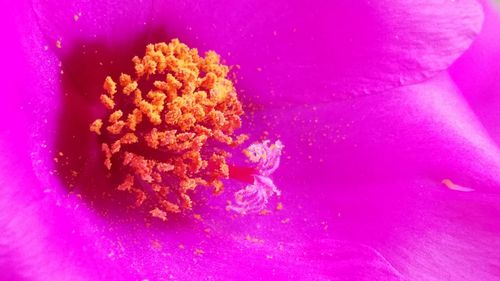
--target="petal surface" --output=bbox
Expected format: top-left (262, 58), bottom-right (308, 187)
top-left (449, 0), bottom-right (500, 144)
top-left (2, 0), bottom-right (499, 280)
top-left (149, 0), bottom-right (483, 102)
top-left (32, 0), bottom-right (484, 102)
top-left (244, 73), bottom-right (500, 280)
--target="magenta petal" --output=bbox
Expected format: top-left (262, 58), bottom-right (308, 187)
top-left (302, 178), bottom-right (500, 281)
top-left (31, 0), bottom-right (484, 102)
top-left (248, 73), bottom-right (500, 279)
top-left (3, 0), bottom-right (499, 280)
top-left (252, 73), bottom-right (500, 193)
top-left (449, 1), bottom-right (500, 143)
top-left (31, 0), bottom-right (153, 50)
top-left (151, 0), bottom-right (484, 102)
top-left (2, 2), bottom-right (407, 280)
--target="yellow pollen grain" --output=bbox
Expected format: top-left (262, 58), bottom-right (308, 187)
top-left (109, 110), bottom-right (123, 123)
top-left (103, 76), bottom-right (117, 97)
top-left (259, 209), bottom-right (271, 215)
top-left (151, 239), bottom-right (162, 251)
top-left (100, 94), bottom-right (115, 110)
top-left (276, 202), bottom-right (283, 211)
top-left (106, 121), bottom-right (125, 135)
top-left (150, 208), bottom-right (168, 221)
top-left (89, 119), bottom-right (103, 135)
top-left (117, 174), bottom-right (134, 191)
top-left (102, 143), bottom-right (112, 170)
top-left (123, 81), bottom-right (138, 95)
top-left (245, 234), bottom-right (264, 244)
top-left (119, 73), bottom-right (133, 87)
top-left (55, 39), bottom-right (62, 49)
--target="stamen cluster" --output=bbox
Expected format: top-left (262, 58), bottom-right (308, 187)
top-left (90, 39), bottom-right (247, 220)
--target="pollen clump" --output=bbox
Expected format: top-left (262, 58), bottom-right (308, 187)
top-left (90, 39), bottom-right (246, 221)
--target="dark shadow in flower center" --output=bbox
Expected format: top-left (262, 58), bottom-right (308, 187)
top-left (53, 26), bottom-right (215, 230)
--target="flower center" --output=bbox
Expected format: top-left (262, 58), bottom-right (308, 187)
top-left (90, 39), bottom-right (282, 220)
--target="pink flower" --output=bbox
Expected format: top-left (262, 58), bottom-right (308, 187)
top-left (1, 0), bottom-right (499, 280)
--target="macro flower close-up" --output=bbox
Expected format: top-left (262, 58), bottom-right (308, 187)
top-left (2, 0), bottom-right (500, 280)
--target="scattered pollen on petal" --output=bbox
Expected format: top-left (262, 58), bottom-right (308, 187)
top-left (276, 202), bottom-right (283, 211)
top-left (90, 39), bottom-right (247, 221)
top-left (194, 249), bottom-right (205, 256)
top-left (442, 178), bottom-right (474, 192)
top-left (73, 13), bottom-right (80, 22)
top-left (280, 218), bottom-right (290, 224)
top-left (151, 239), bottom-right (162, 251)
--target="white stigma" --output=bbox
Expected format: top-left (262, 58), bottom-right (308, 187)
top-left (227, 140), bottom-right (283, 215)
